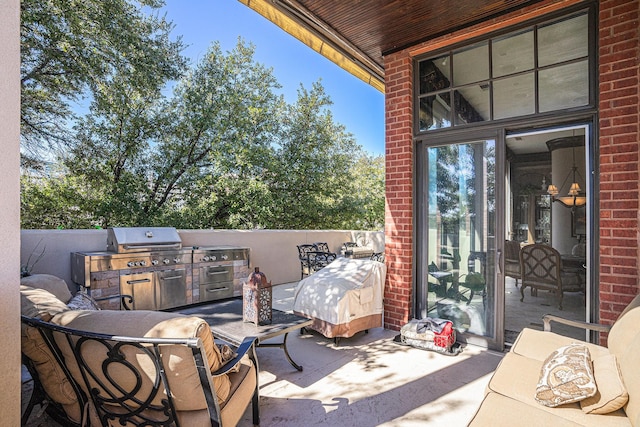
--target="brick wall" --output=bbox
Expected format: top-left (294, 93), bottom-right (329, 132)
top-left (383, 54), bottom-right (414, 330)
top-left (597, 0), bottom-right (640, 337)
top-left (382, 0), bottom-right (640, 334)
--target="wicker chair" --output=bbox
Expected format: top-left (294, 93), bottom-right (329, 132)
top-left (519, 243), bottom-right (583, 310)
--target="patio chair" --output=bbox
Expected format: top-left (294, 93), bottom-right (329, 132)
top-left (519, 243), bottom-right (583, 310)
top-left (21, 311), bottom-right (259, 427)
top-left (20, 275), bottom-right (260, 427)
top-left (297, 243), bottom-right (337, 278)
top-left (459, 251), bottom-right (487, 306)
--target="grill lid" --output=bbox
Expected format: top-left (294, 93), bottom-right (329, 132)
top-left (106, 227), bottom-right (182, 253)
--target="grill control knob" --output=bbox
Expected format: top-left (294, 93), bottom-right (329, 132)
top-left (163, 258), bottom-right (170, 264)
top-left (203, 256), bottom-right (210, 262)
top-left (127, 261), bottom-right (135, 268)
top-left (151, 259), bottom-right (159, 266)
top-left (139, 260), bottom-right (147, 267)
top-left (221, 254), bottom-right (229, 260)
top-left (173, 257), bottom-right (180, 263)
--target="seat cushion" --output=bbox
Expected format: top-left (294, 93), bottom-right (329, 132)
top-left (52, 310), bottom-right (231, 409)
top-left (488, 352), bottom-right (630, 426)
top-left (20, 285), bottom-right (70, 321)
top-left (220, 356), bottom-right (257, 427)
top-left (511, 328), bottom-right (610, 362)
top-left (468, 392), bottom-right (583, 426)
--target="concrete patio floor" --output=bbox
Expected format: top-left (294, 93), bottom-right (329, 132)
top-left (234, 283), bottom-right (504, 426)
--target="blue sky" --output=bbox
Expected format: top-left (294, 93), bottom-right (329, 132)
top-left (158, 0), bottom-right (385, 155)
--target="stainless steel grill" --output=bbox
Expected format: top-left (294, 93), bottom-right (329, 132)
top-left (72, 227), bottom-right (190, 311)
top-left (106, 227), bottom-right (182, 253)
top-left (71, 228), bottom-right (250, 310)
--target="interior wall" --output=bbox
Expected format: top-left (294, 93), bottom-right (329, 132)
top-left (0, 0), bottom-right (22, 423)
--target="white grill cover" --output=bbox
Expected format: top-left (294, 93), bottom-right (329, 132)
top-left (293, 257), bottom-right (386, 326)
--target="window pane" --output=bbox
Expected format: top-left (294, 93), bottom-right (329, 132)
top-left (453, 42), bottom-right (489, 85)
top-left (419, 56), bottom-right (451, 94)
top-left (454, 86), bottom-right (489, 125)
top-left (419, 94), bottom-right (452, 131)
top-left (492, 30), bottom-right (534, 77)
top-left (539, 60), bottom-right (589, 111)
top-left (493, 73), bottom-right (535, 119)
top-left (538, 14), bottom-right (588, 67)
top-left (425, 140), bottom-right (496, 337)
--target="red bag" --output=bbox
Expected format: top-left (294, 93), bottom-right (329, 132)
top-left (397, 318), bottom-right (462, 355)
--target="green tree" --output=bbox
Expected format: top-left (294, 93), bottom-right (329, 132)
top-left (338, 153), bottom-right (385, 230)
top-left (148, 40), bottom-right (283, 228)
top-left (20, 0), bottom-right (185, 167)
top-left (46, 40), bottom-right (282, 229)
top-left (268, 81), bottom-right (363, 229)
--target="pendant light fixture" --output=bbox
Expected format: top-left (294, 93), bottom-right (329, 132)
top-left (546, 135), bottom-right (586, 209)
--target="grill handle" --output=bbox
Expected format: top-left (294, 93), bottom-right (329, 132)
top-left (122, 243), bottom-right (182, 251)
top-left (160, 275), bottom-right (184, 281)
top-left (126, 278), bottom-right (151, 285)
top-left (205, 287), bottom-right (229, 293)
top-left (206, 270), bottom-right (231, 277)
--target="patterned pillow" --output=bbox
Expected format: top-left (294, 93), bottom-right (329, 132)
top-left (67, 292), bottom-right (101, 311)
top-left (535, 344), bottom-right (597, 407)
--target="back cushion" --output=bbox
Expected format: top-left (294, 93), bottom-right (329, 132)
top-left (20, 285), bottom-right (69, 321)
top-left (51, 310), bottom-right (231, 410)
top-left (608, 306), bottom-right (640, 358)
top-left (21, 274), bottom-right (72, 304)
top-left (608, 306), bottom-right (640, 425)
top-left (20, 286), bottom-right (79, 422)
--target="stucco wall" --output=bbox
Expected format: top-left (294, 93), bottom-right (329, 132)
top-left (21, 229), bottom-right (385, 289)
top-left (1, 0), bottom-right (21, 423)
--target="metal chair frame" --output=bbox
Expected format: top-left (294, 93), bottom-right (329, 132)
top-left (21, 315), bottom-right (259, 427)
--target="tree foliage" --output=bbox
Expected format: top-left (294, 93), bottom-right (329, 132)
top-left (20, 0), bottom-right (185, 166)
top-left (20, 2), bottom-right (385, 231)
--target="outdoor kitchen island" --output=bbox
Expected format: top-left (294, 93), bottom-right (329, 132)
top-left (70, 227), bottom-right (250, 310)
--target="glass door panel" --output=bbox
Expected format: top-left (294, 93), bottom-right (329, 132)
top-left (422, 139), bottom-right (496, 341)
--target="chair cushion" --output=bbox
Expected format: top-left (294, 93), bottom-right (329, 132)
top-left (21, 274), bottom-right (72, 304)
top-left (581, 354), bottom-right (628, 414)
top-left (535, 344), bottom-right (597, 407)
top-left (20, 285), bottom-right (70, 321)
top-left (51, 310), bottom-right (231, 409)
top-left (511, 328), bottom-right (611, 362)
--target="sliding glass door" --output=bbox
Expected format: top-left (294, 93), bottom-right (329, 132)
top-left (416, 137), bottom-right (499, 347)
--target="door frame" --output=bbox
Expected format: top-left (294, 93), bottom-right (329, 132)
top-left (415, 128), bottom-right (505, 350)
top-left (414, 116), bottom-right (598, 351)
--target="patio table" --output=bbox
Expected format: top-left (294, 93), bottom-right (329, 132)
top-left (170, 297), bottom-right (312, 371)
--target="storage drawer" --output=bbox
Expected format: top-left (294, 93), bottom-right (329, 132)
top-left (199, 265), bottom-right (233, 284)
top-left (199, 282), bottom-right (234, 302)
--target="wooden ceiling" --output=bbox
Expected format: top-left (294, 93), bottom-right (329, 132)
top-left (239, 0), bottom-right (545, 91)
